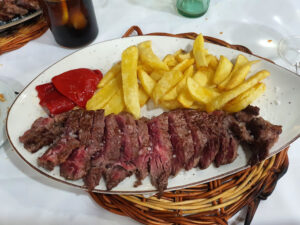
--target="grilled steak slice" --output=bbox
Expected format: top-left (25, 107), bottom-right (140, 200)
top-left (19, 117), bottom-right (56, 153)
top-left (246, 117), bottom-right (282, 165)
top-left (234, 105), bottom-right (260, 123)
top-left (105, 166), bottom-right (129, 190)
top-left (83, 110), bottom-right (105, 189)
top-left (116, 112), bottom-right (139, 164)
top-left (105, 112), bottom-right (139, 190)
top-left (168, 110), bottom-right (194, 175)
top-left (148, 113), bottom-right (172, 194)
top-left (87, 114), bottom-right (123, 190)
top-left (38, 137), bottom-right (80, 171)
top-left (135, 118), bottom-right (151, 186)
top-left (90, 109), bottom-right (105, 146)
top-left (16, 0), bottom-right (40, 10)
top-left (102, 114), bottom-right (122, 163)
top-left (83, 147), bottom-right (105, 190)
top-left (198, 111), bottom-right (225, 169)
top-left (60, 146), bottom-right (90, 180)
top-left (19, 111), bottom-right (72, 153)
top-left (232, 106), bottom-right (282, 165)
top-left (64, 109), bottom-right (84, 137)
top-left (78, 111), bottom-right (95, 145)
top-left (83, 167), bottom-right (102, 189)
top-left (2, 2), bottom-right (28, 16)
top-left (184, 110), bottom-right (208, 168)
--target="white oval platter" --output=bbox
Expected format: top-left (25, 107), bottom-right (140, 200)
top-left (6, 36), bottom-right (300, 194)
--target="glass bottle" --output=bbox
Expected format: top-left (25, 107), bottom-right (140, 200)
top-left (176, 0), bottom-right (210, 18)
top-left (39, 0), bottom-right (98, 48)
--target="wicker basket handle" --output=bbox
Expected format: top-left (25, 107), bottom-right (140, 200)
top-left (122, 25), bottom-right (253, 55)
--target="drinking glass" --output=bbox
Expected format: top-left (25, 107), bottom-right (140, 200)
top-left (176, 0), bottom-right (210, 18)
top-left (278, 36), bottom-right (300, 75)
top-left (38, 0), bottom-right (98, 48)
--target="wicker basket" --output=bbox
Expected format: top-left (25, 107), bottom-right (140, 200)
top-left (1, 22), bottom-right (289, 224)
top-left (89, 26), bottom-right (290, 225)
top-left (0, 15), bottom-right (48, 55)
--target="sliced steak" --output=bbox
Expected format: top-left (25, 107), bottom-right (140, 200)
top-left (64, 109), bottom-right (84, 137)
top-left (89, 109), bottom-right (105, 146)
top-left (234, 105), bottom-right (260, 123)
top-left (148, 112), bottom-right (173, 194)
top-left (3, 2), bottom-right (28, 16)
top-left (60, 146), bottom-right (90, 180)
top-left (85, 114), bottom-right (122, 190)
top-left (83, 147), bottom-right (105, 190)
top-left (183, 109), bottom-right (208, 168)
top-left (83, 110), bottom-right (105, 190)
top-left (134, 117), bottom-right (151, 186)
top-left (198, 111), bottom-right (224, 169)
top-left (168, 110), bottom-right (194, 175)
top-left (78, 110), bottom-right (95, 145)
top-left (105, 112), bottom-right (139, 190)
top-left (105, 166), bottom-right (130, 190)
top-left (38, 137), bottom-right (80, 171)
top-left (16, 0), bottom-right (40, 10)
top-left (116, 112), bottom-right (139, 164)
top-left (246, 117), bottom-right (282, 165)
top-left (19, 117), bottom-right (56, 153)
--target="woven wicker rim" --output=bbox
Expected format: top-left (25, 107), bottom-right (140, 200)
top-left (0, 15), bottom-right (48, 55)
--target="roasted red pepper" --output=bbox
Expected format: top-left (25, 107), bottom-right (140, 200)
top-left (52, 68), bottom-right (102, 108)
top-left (36, 83), bottom-right (75, 115)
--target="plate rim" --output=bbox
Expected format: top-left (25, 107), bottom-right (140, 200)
top-left (6, 35), bottom-right (300, 194)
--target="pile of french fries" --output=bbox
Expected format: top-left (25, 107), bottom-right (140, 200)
top-left (86, 34), bottom-right (269, 118)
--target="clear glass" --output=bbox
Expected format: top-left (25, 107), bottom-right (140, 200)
top-left (176, 0), bottom-right (210, 18)
top-left (38, 0), bottom-right (98, 48)
top-left (278, 36), bottom-right (300, 74)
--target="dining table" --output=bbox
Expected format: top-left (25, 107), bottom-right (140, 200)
top-left (1, 0), bottom-right (300, 224)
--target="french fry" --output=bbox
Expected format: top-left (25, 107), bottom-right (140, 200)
top-left (198, 66), bottom-right (215, 85)
top-left (121, 46), bottom-right (140, 118)
top-left (103, 89), bottom-right (125, 116)
top-left (193, 70), bottom-right (208, 86)
top-left (152, 70), bottom-right (183, 104)
top-left (138, 68), bottom-right (156, 96)
top-left (162, 65), bottom-right (193, 101)
top-left (174, 49), bottom-right (184, 57)
top-left (150, 70), bottom-right (164, 81)
top-left (213, 55), bottom-right (233, 85)
top-left (218, 54), bottom-right (249, 90)
top-left (193, 34), bottom-right (208, 68)
top-left (160, 100), bottom-right (182, 110)
top-left (206, 70), bottom-right (270, 112)
top-left (175, 51), bottom-right (192, 62)
top-left (97, 62), bottom-right (121, 88)
top-left (139, 86), bottom-right (149, 107)
top-left (172, 58), bottom-right (195, 72)
top-left (224, 83), bottom-right (266, 112)
top-left (206, 54), bottom-right (219, 70)
top-left (187, 78), bottom-right (220, 104)
top-left (163, 54), bottom-right (177, 67)
top-left (86, 75), bottom-right (121, 110)
top-left (138, 63), bottom-right (153, 74)
top-left (138, 41), bottom-right (169, 71)
top-left (224, 60), bottom-right (260, 90)
top-left (190, 102), bottom-right (206, 110)
top-left (177, 88), bottom-right (194, 108)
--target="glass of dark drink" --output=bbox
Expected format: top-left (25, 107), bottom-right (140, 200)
top-left (39, 0), bottom-right (98, 48)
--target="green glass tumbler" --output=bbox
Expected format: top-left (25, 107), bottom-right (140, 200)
top-left (177, 0), bottom-right (210, 18)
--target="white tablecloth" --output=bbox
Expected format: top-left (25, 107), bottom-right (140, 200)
top-left (1, 0), bottom-right (300, 224)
